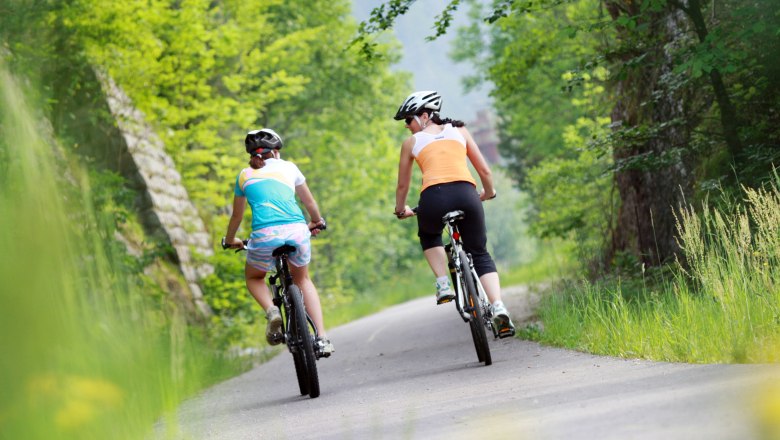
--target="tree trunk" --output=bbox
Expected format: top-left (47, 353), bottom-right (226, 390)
top-left (604, 1), bottom-right (694, 267)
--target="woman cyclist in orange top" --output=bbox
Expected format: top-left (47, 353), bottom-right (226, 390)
top-left (393, 91), bottom-right (515, 337)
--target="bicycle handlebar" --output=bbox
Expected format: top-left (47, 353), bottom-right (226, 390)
top-left (403, 191), bottom-right (496, 218)
top-left (221, 237), bottom-right (249, 251)
top-left (221, 219), bottom-right (327, 252)
top-left (311, 219), bottom-right (327, 232)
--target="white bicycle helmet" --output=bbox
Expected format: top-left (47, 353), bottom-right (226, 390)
top-left (245, 128), bottom-right (283, 155)
top-left (394, 91), bottom-right (443, 120)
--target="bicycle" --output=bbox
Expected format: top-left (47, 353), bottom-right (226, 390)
top-left (410, 206), bottom-right (510, 366)
top-left (221, 223), bottom-right (327, 399)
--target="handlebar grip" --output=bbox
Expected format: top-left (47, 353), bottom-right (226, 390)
top-left (310, 218), bottom-right (327, 232)
top-left (221, 237), bottom-right (249, 251)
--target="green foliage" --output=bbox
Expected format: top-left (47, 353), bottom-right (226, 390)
top-left (2, 0), bottom-right (424, 350)
top-left (350, 0), bottom-right (418, 59)
top-left (500, 237), bottom-right (578, 285)
top-left (482, 167), bottom-right (538, 270)
top-left (456, 0), bottom-right (610, 183)
top-left (452, 0), bottom-right (614, 269)
top-left (201, 251), bottom-right (261, 349)
top-left (525, 78), bottom-right (612, 254)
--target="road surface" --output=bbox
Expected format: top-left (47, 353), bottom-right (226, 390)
top-left (159, 286), bottom-right (780, 439)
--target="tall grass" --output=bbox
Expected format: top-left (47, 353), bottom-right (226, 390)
top-left (0, 63), bottom-right (237, 439)
top-left (535, 181), bottom-right (780, 363)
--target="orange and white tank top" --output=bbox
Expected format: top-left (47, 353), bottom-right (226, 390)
top-left (412, 123), bottom-right (476, 192)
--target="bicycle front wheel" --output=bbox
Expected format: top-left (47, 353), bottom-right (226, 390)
top-left (290, 284), bottom-right (320, 398)
top-left (460, 251), bottom-right (492, 366)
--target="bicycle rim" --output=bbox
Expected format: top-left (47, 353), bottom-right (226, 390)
top-left (290, 284), bottom-right (320, 398)
top-left (460, 251), bottom-right (492, 366)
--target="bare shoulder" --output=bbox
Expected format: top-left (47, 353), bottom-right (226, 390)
top-left (457, 125), bottom-right (473, 138)
top-left (401, 135), bottom-right (416, 151)
top-left (457, 126), bottom-right (478, 146)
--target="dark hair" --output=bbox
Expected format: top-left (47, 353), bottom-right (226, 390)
top-left (419, 109), bottom-right (465, 127)
top-left (249, 155), bottom-right (264, 169)
top-left (248, 150), bottom-right (275, 169)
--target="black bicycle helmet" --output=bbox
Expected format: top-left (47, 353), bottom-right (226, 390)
top-left (393, 91), bottom-right (442, 120)
top-left (245, 128), bottom-right (283, 155)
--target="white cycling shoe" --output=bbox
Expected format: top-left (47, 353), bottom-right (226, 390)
top-left (435, 280), bottom-right (456, 304)
top-left (491, 301), bottom-right (516, 339)
top-left (265, 306), bottom-right (283, 345)
top-left (315, 337), bottom-right (334, 357)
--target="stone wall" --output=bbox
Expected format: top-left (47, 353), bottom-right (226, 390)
top-left (97, 72), bottom-right (213, 317)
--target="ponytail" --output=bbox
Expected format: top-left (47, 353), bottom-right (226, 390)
top-left (249, 155), bottom-right (264, 169)
top-left (428, 111), bottom-right (465, 127)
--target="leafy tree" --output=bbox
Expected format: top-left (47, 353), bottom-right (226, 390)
top-left (356, 0), bottom-right (780, 271)
top-left (2, 0), bottom-right (421, 347)
top-left (454, 0), bottom-right (609, 183)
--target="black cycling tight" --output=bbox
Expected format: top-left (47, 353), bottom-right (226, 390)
top-left (416, 181), bottom-right (497, 277)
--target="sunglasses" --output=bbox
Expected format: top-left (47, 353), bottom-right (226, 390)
top-left (404, 116), bottom-right (414, 125)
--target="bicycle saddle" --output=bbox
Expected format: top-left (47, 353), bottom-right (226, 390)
top-left (272, 244), bottom-right (297, 257)
top-left (442, 210), bottom-right (465, 223)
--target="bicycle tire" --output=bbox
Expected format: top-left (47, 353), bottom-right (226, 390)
top-left (290, 284), bottom-right (320, 398)
top-left (460, 250), bottom-right (492, 366)
top-left (460, 268), bottom-right (484, 362)
top-left (290, 307), bottom-right (309, 395)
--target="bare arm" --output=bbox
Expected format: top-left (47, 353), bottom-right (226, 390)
top-left (225, 195), bottom-right (246, 247)
top-left (295, 182), bottom-right (326, 234)
top-left (395, 136), bottom-right (416, 218)
top-left (460, 126), bottom-right (496, 200)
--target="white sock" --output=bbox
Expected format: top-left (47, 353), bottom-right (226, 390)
top-left (492, 300), bottom-right (504, 308)
top-left (436, 276), bottom-right (449, 286)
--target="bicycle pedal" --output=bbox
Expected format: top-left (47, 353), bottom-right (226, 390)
top-left (270, 332), bottom-right (284, 344)
top-left (436, 297), bottom-right (454, 305)
top-left (497, 327), bottom-right (515, 339)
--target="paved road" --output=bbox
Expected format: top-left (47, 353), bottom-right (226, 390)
top-left (162, 287), bottom-right (780, 439)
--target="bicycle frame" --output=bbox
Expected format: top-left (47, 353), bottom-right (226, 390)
top-left (267, 245), bottom-right (321, 398)
top-left (442, 212), bottom-right (496, 337)
top-left (268, 250), bottom-right (320, 347)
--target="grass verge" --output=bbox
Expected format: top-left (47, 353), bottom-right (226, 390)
top-left (525, 181), bottom-right (780, 363)
top-left (0, 63), bottom-right (241, 440)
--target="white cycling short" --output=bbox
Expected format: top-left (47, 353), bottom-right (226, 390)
top-left (246, 223), bottom-right (311, 272)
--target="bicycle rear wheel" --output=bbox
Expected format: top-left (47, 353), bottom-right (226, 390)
top-left (290, 284), bottom-right (320, 398)
top-left (460, 250), bottom-right (492, 366)
top-left (290, 314), bottom-right (309, 395)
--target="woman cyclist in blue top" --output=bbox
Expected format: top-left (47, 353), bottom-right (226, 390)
top-left (393, 91), bottom-right (515, 338)
top-left (224, 128), bottom-right (334, 356)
